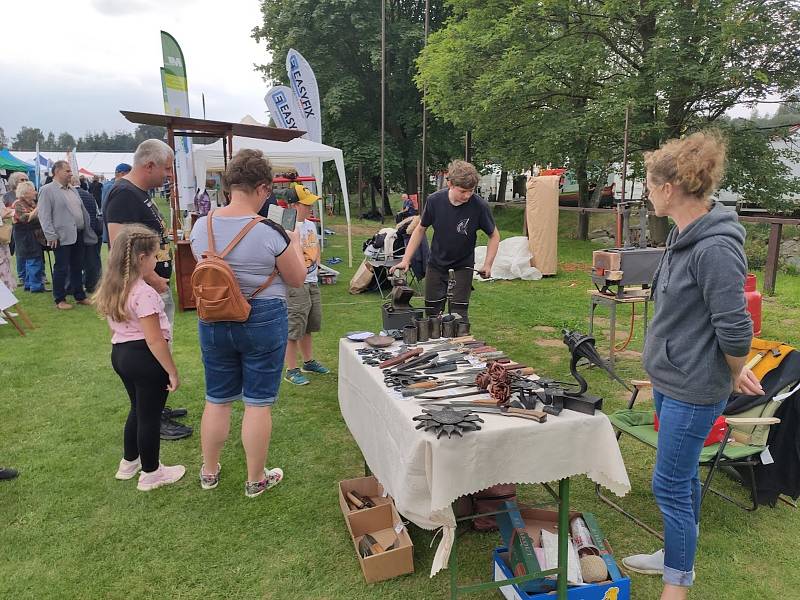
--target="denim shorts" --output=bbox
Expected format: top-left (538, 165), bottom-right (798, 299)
top-left (198, 298), bottom-right (288, 406)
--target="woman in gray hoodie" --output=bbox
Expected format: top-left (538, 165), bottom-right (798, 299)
top-left (622, 131), bottom-right (764, 600)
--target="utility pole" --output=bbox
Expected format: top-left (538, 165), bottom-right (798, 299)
top-left (420, 0), bottom-right (430, 211)
top-left (380, 0), bottom-right (386, 223)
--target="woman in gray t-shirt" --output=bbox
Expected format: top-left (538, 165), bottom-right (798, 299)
top-left (189, 149), bottom-right (305, 498)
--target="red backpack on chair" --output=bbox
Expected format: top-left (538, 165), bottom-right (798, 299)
top-left (191, 212), bottom-right (279, 323)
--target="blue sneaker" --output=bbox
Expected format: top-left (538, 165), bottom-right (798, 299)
top-left (285, 368), bottom-right (309, 385)
top-left (301, 360), bottom-right (330, 375)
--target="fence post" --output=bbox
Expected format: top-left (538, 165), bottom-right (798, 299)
top-left (764, 222), bottom-right (782, 296)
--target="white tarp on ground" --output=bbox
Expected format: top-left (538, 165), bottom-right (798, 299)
top-left (474, 236), bottom-right (542, 281)
top-left (14, 152), bottom-right (134, 178)
top-left (193, 135), bottom-right (353, 266)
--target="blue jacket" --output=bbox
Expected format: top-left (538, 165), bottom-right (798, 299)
top-left (643, 202), bottom-right (753, 405)
top-left (76, 187), bottom-right (103, 239)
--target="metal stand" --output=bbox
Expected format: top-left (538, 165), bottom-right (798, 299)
top-left (588, 290), bottom-right (651, 364)
top-left (449, 479), bottom-right (570, 599)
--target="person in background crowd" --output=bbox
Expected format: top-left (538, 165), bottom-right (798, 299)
top-left (3, 172), bottom-right (30, 285)
top-left (391, 160), bottom-right (500, 321)
top-left (104, 143), bottom-right (190, 441)
top-left (193, 186), bottom-right (211, 216)
top-left (2, 172), bottom-right (27, 208)
top-left (0, 203), bottom-right (17, 291)
top-left (94, 225), bottom-right (185, 491)
top-left (37, 161), bottom-right (96, 310)
top-left (72, 176), bottom-right (104, 293)
top-left (101, 164), bottom-right (132, 245)
top-left (89, 175), bottom-right (103, 207)
top-left (11, 181), bottom-right (47, 293)
top-left (283, 184), bottom-right (330, 386)
top-left (189, 149), bottom-right (306, 498)
top-left (621, 131), bottom-right (763, 600)
top-left (78, 175), bottom-right (88, 191)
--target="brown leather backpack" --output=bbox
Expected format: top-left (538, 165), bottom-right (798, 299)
top-left (191, 212), bottom-right (278, 322)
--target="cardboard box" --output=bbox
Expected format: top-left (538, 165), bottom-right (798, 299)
top-left (493, 508), bottom-right (630, 600)
top-left (338, 476), bottom-right (393, 530)
top-left (338, 476), bottom-right (414, 583)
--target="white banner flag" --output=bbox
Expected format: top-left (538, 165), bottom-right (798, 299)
top-left (286, 49), bottom-right (322, 143)
top-left (264, 85), bottom-right (309, 133)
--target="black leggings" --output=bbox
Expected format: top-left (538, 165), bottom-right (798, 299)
top-left (111, 340), bottom-right (169, 473)
top-left (424, 264), bottom-right (473, 320)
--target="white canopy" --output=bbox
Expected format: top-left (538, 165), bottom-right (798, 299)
top-left (193, 136), bottom-right (352, 266)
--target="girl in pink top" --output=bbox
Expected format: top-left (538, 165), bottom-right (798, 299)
top-left (93, 225), bottom-right (185, 491)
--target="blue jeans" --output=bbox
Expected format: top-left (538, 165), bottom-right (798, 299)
top-left (24, 258), bottom-right (45, 292)
top-left (198, 298), bottom-right (288, 406)
top-left (16, 254), bottom-right (26, 285)
top-left (653, 389), bottom-right (726, 587)
top-left (53, 239), bottom-right (86, 303)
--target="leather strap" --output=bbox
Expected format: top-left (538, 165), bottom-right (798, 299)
top-left (205, 211), bottom-right (280, 298)
top-left (249, 269), bottom-right (280, 299)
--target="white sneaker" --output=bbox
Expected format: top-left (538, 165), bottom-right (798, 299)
top-left (137, 463), bottom-right (186, 491)
top-left (622, 548), bottom-right (664, 575)
top-left (115, 457), bottom-right (141, 480)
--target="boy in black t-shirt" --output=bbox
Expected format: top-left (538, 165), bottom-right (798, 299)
top-left (392, 160), bottom-right (500, 320)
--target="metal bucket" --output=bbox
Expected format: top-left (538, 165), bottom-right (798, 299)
top-left (442, 318), bottom-right (457, 338)
top-left (456, 320), bottom-right (470, 336)
top-left (415, 317), bottom-right (430, 342)
top-left (403, 324), bottom-right (418, 345)
top-left (430, 316), bottom-right (442, 339)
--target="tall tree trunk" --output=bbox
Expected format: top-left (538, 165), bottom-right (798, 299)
top-left (497, 171), bottom-right (508, 203)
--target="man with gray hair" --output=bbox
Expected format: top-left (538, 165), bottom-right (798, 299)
top-left (105, 139), bottom-right (175, 321)
top-left (104, 139), bottom-right (192, 441)
top-left (38, 160), bottom-right (97, 310)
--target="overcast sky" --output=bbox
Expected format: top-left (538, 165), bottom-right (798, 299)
top-left (1, 0), bottom-right (275, 141)
top-left (0, 0), bottom-right (780, 144)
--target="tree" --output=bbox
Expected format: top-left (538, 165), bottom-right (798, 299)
top-left (0, 127), bottom-right (7, 149)
top-left (253, 0), bottom-right (462, 215)
top-left (57, 132), bottom-right (76, 151)
top-left (722, 121), bottom-right (800, 213)
top-left (12, 126), bottom-right (45, 150)
top-left (418, 0), bottom-right (800, 236)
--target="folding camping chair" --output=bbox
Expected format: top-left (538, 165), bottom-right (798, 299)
top-left (596, 345), bottom-right (800, 539)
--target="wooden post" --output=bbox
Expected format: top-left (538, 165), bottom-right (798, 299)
top-left (764, 222), bottom-right (782, 296)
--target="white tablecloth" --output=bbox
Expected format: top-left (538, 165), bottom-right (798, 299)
top-left (337, 339), bottom-right (630, 576)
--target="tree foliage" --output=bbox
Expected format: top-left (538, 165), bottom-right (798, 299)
top-left (418, 0), bottom-right (800, 226)
top-left (10, 125), bottom-right (168, 152)
top-left (253, 0), bottom-right (462, 200)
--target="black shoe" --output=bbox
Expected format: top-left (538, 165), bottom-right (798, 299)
top-left (160, 417), bottom-right (193, 441)
top-left (163, 406), bottom-right (188, 419)
top-left (0, 467), bottom-right (19, 480)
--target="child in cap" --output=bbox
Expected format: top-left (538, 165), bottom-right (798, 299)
top-left (284, 182), bottom-right (330, 385)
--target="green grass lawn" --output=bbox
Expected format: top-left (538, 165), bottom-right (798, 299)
top-left (2, 206), bottom-right (800, 599)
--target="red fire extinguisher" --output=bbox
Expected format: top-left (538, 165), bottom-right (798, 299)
top-left (744, 273), bottom-right (762, 337)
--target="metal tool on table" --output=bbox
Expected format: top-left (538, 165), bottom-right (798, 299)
top-left (381, 271), bottom-right (423, 330)
top-left (412, 406), bottom-right (484, 438)
top-left (421, 400), bottom-right (548, 423)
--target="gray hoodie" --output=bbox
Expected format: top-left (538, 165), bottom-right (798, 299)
top-left (642, 202), bottom-right (753, 405)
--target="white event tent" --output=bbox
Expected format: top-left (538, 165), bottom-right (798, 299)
top-left (193, 136), bottom-right (353, 267)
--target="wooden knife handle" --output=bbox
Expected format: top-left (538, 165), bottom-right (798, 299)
top-left (408, 380), bottom-right (442, 389)
top-left (378, 347), bottom-right (422, 369)
top-left (505, 407), bottom-right (547, 422)
top-left (451, 335), bottom-right (475, 344)
top-left (511, 367), bottom-right (536, 376)
top-left (346, 491), bottom-right (365, 509)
